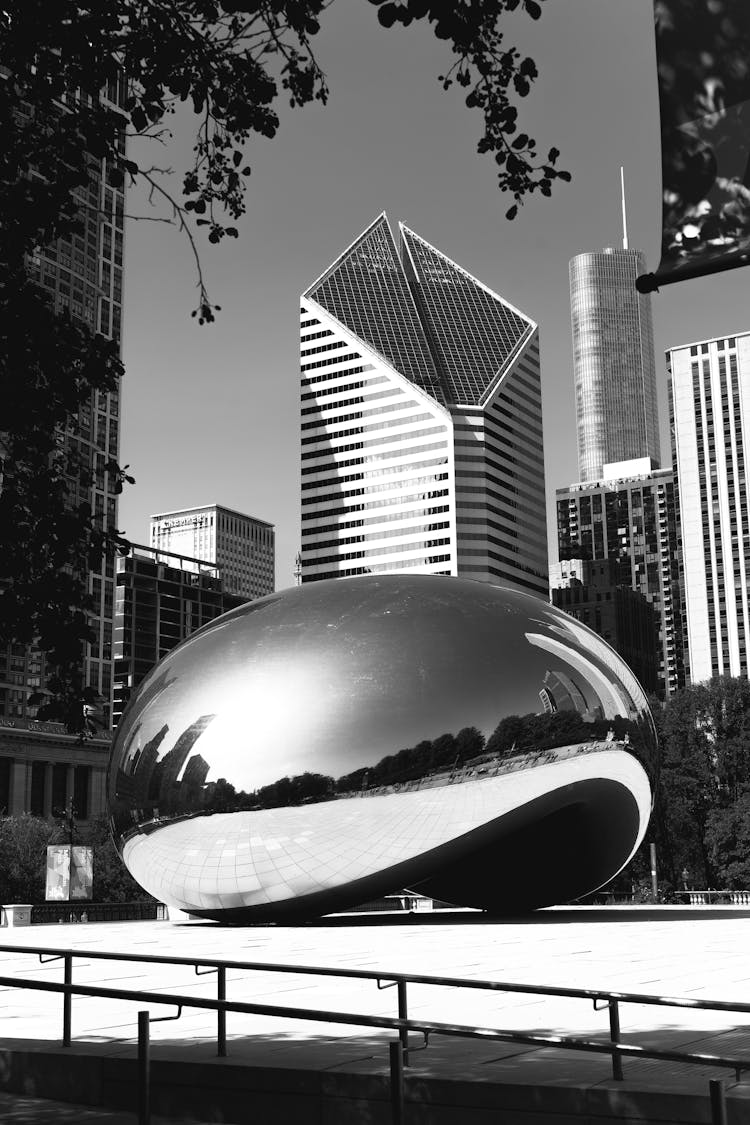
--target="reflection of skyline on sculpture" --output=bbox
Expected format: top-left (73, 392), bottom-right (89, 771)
top-left (112, 577), bottom-right (654, 796)
top-left (108, 576), bottom-right (657, 921)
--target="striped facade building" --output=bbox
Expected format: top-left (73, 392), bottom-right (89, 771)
top-left (299, 214), bottom-right (548, 595)
top-left (668, 332), bottom-right (750, 683)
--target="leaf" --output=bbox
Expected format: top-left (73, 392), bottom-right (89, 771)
top-left (377, 4), bottom-right (398, 27)
top-left (130, 106), bottom-right (147, 132)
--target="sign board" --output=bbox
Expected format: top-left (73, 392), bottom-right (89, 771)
top-left (45, 845), bottom-right (94, 901)
top-left (45, 845), bottom-right (70, 901)
top-left (70, 846), bottom-right (94, 900)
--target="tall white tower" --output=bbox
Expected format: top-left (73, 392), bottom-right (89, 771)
top-left (569, 244), bottom-right (660, 483)
top-left (668, 332), bottom-right (750, 683)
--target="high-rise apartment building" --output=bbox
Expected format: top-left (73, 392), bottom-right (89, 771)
top-left (668, 332), bottom-right (750, 683)
top-left (150, 505), bottom-right (275, 600)
top-left (299, 214), bottom-right (548, 595)
top-left (112, 544), bottom-right (247, 728)
top-left (556, 459), bottom-right (684, 697)
top-left (0, 76), bottom-right (127, 818)
top-left (550, 558), bottom-right (659, 693)
top-left (570, 248), bottom-right (660, 481)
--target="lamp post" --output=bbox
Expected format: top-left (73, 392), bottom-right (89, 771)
top-left (50, 799), bottom-right (77, 903)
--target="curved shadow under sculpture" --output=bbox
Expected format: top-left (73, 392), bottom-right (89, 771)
top-left (107, 575), bottom-right (657, 921)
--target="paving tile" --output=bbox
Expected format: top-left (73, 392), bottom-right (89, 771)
top-left (1, 904), bottom-right (750, 1107)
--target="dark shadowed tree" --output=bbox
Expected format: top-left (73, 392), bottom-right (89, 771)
top-left (705, 794), bottom-right (750, 890)
top-left (1, 0), bottom-right (567, 728)
top-left (0, 815), bottom-right (54, 903)
top-left (485, 714), bottom-right (526, 757)
top-left (84, 816), bottom-right (154, 902)
top-left (649, 686), bottom-right (717, 886)
top-left (638, 678), bottom-right (750, 891)
top-left (455, 726), bottom-right (486, 762)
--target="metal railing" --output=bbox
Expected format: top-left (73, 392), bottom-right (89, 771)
top-left (29, 902), bottom-right (169, 925)
top-left (588, 889), bottom-right (750, 907)
top-left (0, 941), bottom-right (747, 1124)
top-left (674, 890), bottom-right (750, 906)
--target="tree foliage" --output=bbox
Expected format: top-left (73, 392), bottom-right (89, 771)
top-left (0, 0), bottom-right (566, 728)
top-left (371, 0), bottom-right (569, 220)
top-left (84, 816), bottom-right (153, 902)
top-left (642, 677), bottom-right (750, 892)
top-left (0, 814), bottom-right (152, 904)
top-left (0, 815), bottom-right (55, 903)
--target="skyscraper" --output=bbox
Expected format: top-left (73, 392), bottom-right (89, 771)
top-left (150, 504), bottom-right (275, 600)
top-left (0, 76), bottom-right (127, 819)
top-left (112, 544), bottom-right (246, 728)
top-left (554, 464), bottom-right (683, 697)
top-left (549, 558), bottom-right (659, 693)
top-left (299, 214), bottom-right (548, 595)
top-left (668, 332), bottom-right (750, 682)
top-left (570, 248), bottom-right (660, 481)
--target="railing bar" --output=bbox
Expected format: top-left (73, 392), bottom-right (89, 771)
top-left (62, 953), bottom-right (72, 1048)
top-left (3, 943), bottom-right (750, 1016)
top-left (217, 966), bottom-right (227, 1058)
top-left (608, 1000), bottom-right (623, 1081)
top-left (397, 980), bottom-right (409, 1066)
top-left (389, 1040), bottom-right (404, 1125)
top-left (0, 973), bottom-right (747, 1074)
top-left (709, 1080), bottom-right (727, 1125)
top-left (138, 1011), bottom-right (150, 1125)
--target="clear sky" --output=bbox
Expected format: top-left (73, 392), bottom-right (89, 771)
top-left (118, 0), bottom-right (750, 590)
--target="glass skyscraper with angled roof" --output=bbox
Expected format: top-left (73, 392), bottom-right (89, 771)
top-left (299, 214), bottom-right (548, 596)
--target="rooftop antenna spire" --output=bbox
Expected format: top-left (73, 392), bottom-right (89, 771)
top-left (620, 166), bottom-right (629, 250)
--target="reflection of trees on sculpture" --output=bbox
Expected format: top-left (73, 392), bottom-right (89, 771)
top-left (111, 706), bottom-right (653, 831)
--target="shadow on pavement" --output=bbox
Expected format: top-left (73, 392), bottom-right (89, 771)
top-left (249, 906), bottom-right (750, 928)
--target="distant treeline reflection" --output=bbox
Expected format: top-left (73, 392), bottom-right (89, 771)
top-left (114, 708), bottom-right (650, 827)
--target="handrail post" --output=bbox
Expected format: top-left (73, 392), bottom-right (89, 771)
top-left (709, 1079), bottom-right (727, 1125)
top-left (389, 1040), bottom-right (405, 1125)
top-left (397, 979), bottom-right (409, 1065)
top-left (608, 999), bottom-right (623, 1080)
top-left (138, 1011), bottom-right (151, 1125)
top-left (217, 966), bottom-right (227, 1057)
top-left (63, 953), bottom-right (72, 1047)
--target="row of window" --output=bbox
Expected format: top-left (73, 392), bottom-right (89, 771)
top-left (306, 554), bottom-right (452, 580)
top-left (302, 485), bottom-right (450, 514)
top-left (303, 521), bottom-right (450, 552)
top-left (302, 504), bottom-right (451, 536)
top-left (301, 351), bottom-right (362, 373)
top-left (302, 426), bottom-right (447, 460)
top-left (301, 375), bottom-right (390, 405)
top-left (301, 363), bottom-right (375, 388)
top-left (301, 401), bottom-right (423, 434)
top-left (302, 452), bottom-right (449, 485)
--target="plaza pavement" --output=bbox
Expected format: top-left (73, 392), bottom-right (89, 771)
top-left (1, 904), bottom-right (750, 1121)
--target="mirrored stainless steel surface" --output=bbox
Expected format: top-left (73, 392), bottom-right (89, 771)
top-left (108, 575), bottom-right (657, 920)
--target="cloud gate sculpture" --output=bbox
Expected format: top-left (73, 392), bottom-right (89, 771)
top-left (108, 576), bottom-right (657, 922)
